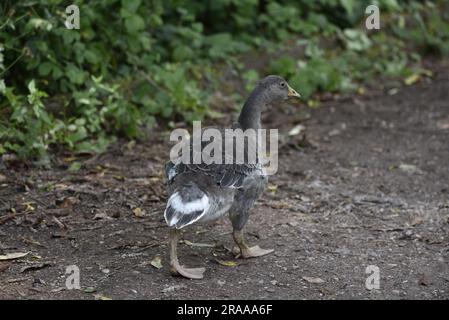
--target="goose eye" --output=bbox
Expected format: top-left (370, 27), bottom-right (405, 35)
top-left (280, 82), bottom-right (286, 87)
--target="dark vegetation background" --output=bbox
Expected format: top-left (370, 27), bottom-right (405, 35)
top-left (0, 0), bottom-right (448, 165)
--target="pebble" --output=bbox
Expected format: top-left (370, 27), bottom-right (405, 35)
top-left (328, 129), bottom-right (341, 137)
top-left (288, 221), bottom-right (299, 227)
top-left (162, 284), bottom-right (186, 293)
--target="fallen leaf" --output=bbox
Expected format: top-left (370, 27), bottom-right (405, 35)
top-left (410, 216), bottom-right (423, 226)
top-left (388, 88), bottom-right (399, 95)
top-left (357, 87), bottom-right (366, 95)
top-left (288, 124), bottom-right (306, 136)
top-left (436, 120), bottom-right (449, 130)
top-left (328, 128), bottom-right (341, 137)
top-left (404, 73), bottom-right (420, 86)
top-left (421, 69), bottom-right (433, 77)
top-left (162, 284), bottom-right (186, 293)
top-left (23, 203), bottom-right (35, 211)
top-left (20, 262), bottom-right (51, 273)
top-left (399, 163), bottom-right (418, 174)
top-left (93, 211), bottom-right (110, 220)
top-left (183, 240), bottom-right (215, 248)
top-left (56, 196), bottom-right (79, 208)
top-left (215, 259), bottom-right (239, 267)
top-left (63, 156), bottom-right (78, 162)
top-left (419, 273), bottom-right (431, 286)
top-left (288, 221), bottom-right (299, 227)
top-left (266, 201), bottom-right (290, 209)
top-left (150, 256), bottom-right (163, 269)
top-left (302, 276), bottom-right (325, 284)
top-left (21, 237), bottom-right (45, 248)
top-left (0, 262), bottom-right (10, 272)
top-left (68, 162), bottom-right (82, 172)
top-left (94, 294), bottom-right (112, 300)
top-left (0, 252), bottom-right (29, 261)
top-left (127, 140), bottom-right (136, 150)
top-left (307, 99), bottom-right (319, 108)
top-left (133, 207), bottom-right (146, 217)
top-left (84, 287), bottom-right (96, 293)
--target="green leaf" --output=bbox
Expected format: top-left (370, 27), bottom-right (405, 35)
top-left (38, 62), bottom-right (54, 76)
top-left (125, 15), bottom-right (145, 33)
top-left (84, 50), bottom-right (100, 64)
top-left (122, 0), bottom-right (141, 13)
top-left (66, 63), bottom-right (86, 84)
top-left (0, 80), bottom-right (5, 95)
top-left (68, 162), bottom-right (82, 172)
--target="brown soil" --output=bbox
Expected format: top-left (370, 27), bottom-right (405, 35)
top-left (0, 60), bottom-right (448, 300)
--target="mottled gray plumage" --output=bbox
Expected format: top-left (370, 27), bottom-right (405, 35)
top-left (164, 75), bottom-right (300, 279)
top-left (164, 75), bottom-right (297, 230)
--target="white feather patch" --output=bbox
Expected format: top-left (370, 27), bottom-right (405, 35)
top-left (167, 166), bottom-right (177, 181)
top-left (170, 193), bottom-right (209, 213)
top-left (164, 192), bottom-right (210, 228)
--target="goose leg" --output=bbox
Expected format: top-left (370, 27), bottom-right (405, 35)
top-left (169, 228), bottom-right (205, 279)
top-left (232, 229), bottom-right (274, 259)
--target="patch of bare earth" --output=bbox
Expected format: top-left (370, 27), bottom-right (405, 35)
top-left (0, 60), bottom-right (448, 300)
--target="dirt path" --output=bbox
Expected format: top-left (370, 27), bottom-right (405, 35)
top-left (0, 60), bottom-right (448, 300)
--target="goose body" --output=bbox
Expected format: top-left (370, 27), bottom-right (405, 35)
top-left (163, 75), bottom-right (300, 279)
top-left (165, 124), bottom-right (267, 229)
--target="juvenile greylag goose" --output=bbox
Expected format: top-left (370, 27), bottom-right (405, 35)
top-left (164, 75), bottom-right (300, 279)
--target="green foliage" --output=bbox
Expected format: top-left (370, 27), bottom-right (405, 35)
top-left (0, 0), bottom-right (448, 162)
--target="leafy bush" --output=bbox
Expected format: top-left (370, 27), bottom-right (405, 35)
top-left (0, 0), bottom-right (448, 162)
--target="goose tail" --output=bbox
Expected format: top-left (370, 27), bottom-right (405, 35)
top-left (164, 183), bottom-right (209, 229)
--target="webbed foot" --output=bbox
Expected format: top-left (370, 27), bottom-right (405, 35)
top-left (169, 228), bottom-right (206, 280)
top-left (241, 245), bottom-right (274, 259)
top-left (232, 229), bottom-right (274, 259)
top-left (170, 265), bottom-right (205, 279)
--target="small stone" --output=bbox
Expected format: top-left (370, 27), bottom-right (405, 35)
top-left (162, 284), bottom-right (186, 293)
top-left (399, 163), bottom-right (419, 174)
top-left (335, 247), bottom-right (351, 255)
top-left (288, 221), bottom-right (299, 227)
top-left (328, 129), bottom-right (341, 137)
